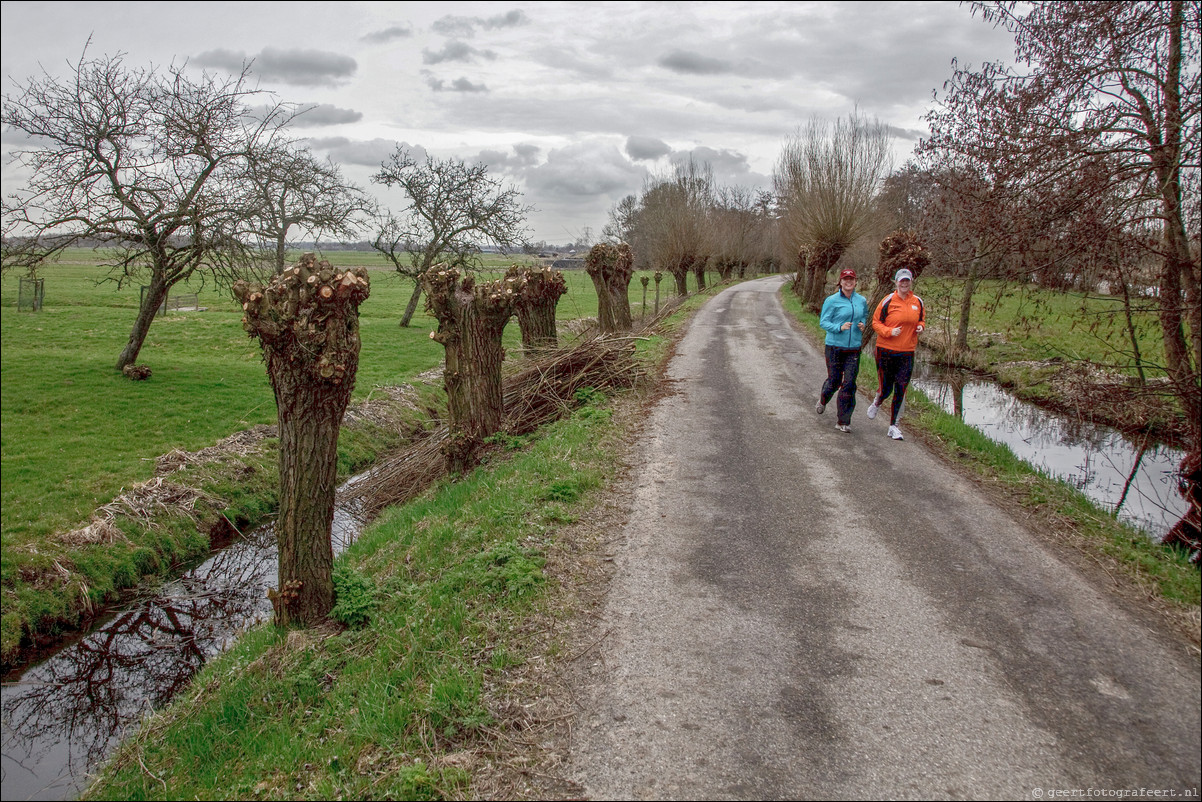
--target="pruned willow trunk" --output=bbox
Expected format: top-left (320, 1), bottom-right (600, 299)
top-left (233, 253), bottom-right (369, 628)
top-left (585, 243), bottom-right (635, 333)
top-left (861, 230), bottom-right (930, 353)
top-left (669, 255), bottom-right (691, 296)
top-left (424, 268), bottom-right (515, 473)
top-left (506, 265), bottom-right (567, 353)
top-left (803, 242), bottom-right (846, 313)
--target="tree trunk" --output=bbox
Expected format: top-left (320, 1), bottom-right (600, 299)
top-left (692, 262), bottom-right (707, 291)
top-left (424, 269), bottom-right (514, 473)
top-left (399, 280), bottom-right (423, 328)
top-left (116, 275), bottom-right (168, 371)
top-left (955, 257), bottom-right (979, 357)
top-left (234, 254), bottom-right (369, 628)
top-left (586, 243), bottom-right (634, 332)
top-left (274, 235), bottom-right (287, 275)
top-left (805, 243), bottom-right (844, 313)
top-left (509, 266), bottom-right (567, 352)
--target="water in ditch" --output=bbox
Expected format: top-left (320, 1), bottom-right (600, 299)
top-left (911, 365), bottom-right (1187, 539)
top-left (0, 495), bottom-right (364, 801)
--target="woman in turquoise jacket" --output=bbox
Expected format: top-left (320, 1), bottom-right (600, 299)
top-left (816, 268), bottom-right (869, 432)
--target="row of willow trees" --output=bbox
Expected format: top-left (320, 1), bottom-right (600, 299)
top-left (607, 1), bottom-right (1198, 451)
top-left (237, 244), bottom-right (647, 626)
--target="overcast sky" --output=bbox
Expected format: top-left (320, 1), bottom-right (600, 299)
top-left (0, 1), bottom-right (1018, 245)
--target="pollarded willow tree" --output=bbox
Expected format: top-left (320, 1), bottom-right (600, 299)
top-left (924, 0), bottom-right (1201, 431)
top-left (423, 268), bottom-right (516, 473)
top-left (862, 231), bottom-right (931, 353)
top-left (506, 265), bottom-right (568, 353)
top-left (1, 49), bottom-right (292, 371)
top-left (233, 254), bottom-right (369, 627)
top-left (775, 112), bottom-right (894, 312)
top-left (585, 242), bottom-right (635, 333)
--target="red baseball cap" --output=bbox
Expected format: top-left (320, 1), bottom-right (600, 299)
top-left (839, 269), bottom-right (857, 280)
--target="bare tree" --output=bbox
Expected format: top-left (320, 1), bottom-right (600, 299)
top-left (242, 143), bottom-right (371, 274)
top-left (371, 146), bottom-right (532, 328)
top-left (925, 0), bottom-right (1201, 430)
top-left (1, 48), bottom-right (290, 371)
top-left (602, 194), bottom-right (640, 244)
top-left (636, 159), bottom-right (715, 295)
top-left (506, 265), bottom-right (568, 352)
top-left (774, 113), bottom-right (893, 312)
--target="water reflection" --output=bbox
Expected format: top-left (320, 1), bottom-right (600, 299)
top-left (1, 489), bottom-right (365, 800)
top-left (912, 367), bottom-right (1187, 538)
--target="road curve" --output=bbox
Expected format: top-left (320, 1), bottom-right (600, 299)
top-left (566, 276), bottom-right (1201, 801)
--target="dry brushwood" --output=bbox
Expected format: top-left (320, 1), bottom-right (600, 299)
top-left (342, 336), bottom-right (644, 516)
top-left (121, 364), bottom-right (152, 381)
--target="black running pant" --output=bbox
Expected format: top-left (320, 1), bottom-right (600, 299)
top-left (821, 345), bottom-right (861, 425)
top-left (874, 347), bottom-right (913, 425)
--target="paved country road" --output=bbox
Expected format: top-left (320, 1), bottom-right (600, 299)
top-left (561, 276), bottom-right (1201, 801)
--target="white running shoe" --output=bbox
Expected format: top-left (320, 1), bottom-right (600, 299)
top-left (836, 423), bottom-right (851, 433)
top-left (888, 424), bottom-right (904, 440)
top-left (866, 401), bottom-right (879, 420)
top-left (815, 399), bottom-right (825, 415)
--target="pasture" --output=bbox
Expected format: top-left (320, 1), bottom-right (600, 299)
top-left (0, 249), bottom-right (667, 542)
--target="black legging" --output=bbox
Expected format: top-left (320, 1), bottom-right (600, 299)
top-left (874, 347), bottom-right (913, 425)
top-left (821, 345), bottom-right (861, 425)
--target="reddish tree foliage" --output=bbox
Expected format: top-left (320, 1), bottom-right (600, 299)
top-left (924, 0), bottom-right (1201, 433)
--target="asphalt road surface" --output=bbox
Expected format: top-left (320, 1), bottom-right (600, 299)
top-left (566, 276), bottom-right (1201, 801)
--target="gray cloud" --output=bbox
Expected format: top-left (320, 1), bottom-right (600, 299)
top-left (427, 76), bottom-right (489, 93)
top-left (361, 25), bottom-right (413, 44)
top-left (433, 9), bottom-right (529, 37)
top-left (524, 141), bottom-right (645, 200)
top-left (477, 143), bottom-right (543, 175)
top-left (292, 104), bottom-right (363, 127)
top-left (625, 136), bottom-right (671, 161)
top-left (422, 41), bottom-right (496, 65)
top-left (195, 47), bottom-right (356, 87)
top-left (658, 50), bottom-right (735, 75)
top-left (304, 137), bottom-right (412, 167)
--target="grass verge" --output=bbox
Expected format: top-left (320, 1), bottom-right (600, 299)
top-left (781, 289), bottom-right (1200, 631)
top-left (78, 282), bottom-right (721, 800)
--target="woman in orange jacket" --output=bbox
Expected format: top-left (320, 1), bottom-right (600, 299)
top-left (867, 268), bottom-right (924, 440)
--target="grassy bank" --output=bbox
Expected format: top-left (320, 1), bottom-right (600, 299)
top-left (79, 287), bottom-right (716, 801)
top-left (0, 250), bottom-right (679, 667)
top-left (780, 289), bottom-right (1200, 617)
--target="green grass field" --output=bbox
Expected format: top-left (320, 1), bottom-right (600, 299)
top-left (0, 250), bottom-right (669, 542)
top-left (916, 276), bottom-right (1168, 378)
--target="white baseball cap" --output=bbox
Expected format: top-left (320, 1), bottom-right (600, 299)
top-left (895, 269), bottom-right (913, 282)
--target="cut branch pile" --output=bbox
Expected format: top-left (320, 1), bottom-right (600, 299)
top-left (342, 336), bottom-right (645, 516)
